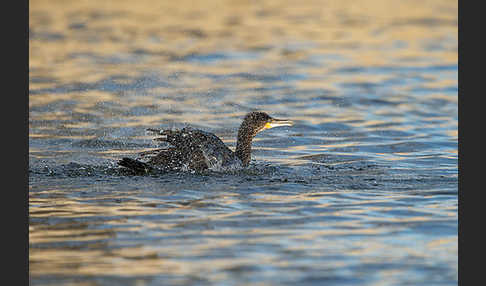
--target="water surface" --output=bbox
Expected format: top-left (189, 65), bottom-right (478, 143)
top-left (29, 0), bottom-right (457, 285)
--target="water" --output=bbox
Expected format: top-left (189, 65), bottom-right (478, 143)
top-left (29, 0), bottom-right (458, 285)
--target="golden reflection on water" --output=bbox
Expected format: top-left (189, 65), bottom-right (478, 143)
top-left (30, 0), bottom-right (457, 90)
top-left (30, 0), bottom-right (457, 283)
top-left (30, 189), bottom-right (456, 277)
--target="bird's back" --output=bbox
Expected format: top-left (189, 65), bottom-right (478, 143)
top-left (143, 127), bottom-right (240, 171)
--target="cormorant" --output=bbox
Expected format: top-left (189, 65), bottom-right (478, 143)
top-left (118, 111), bottom-right (293, 174)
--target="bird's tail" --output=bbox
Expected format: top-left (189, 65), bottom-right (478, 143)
top-left (117, 158), bottom-right (154, 174)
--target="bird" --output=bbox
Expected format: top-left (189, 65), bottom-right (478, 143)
top-left (117, 111), bottom-right (293, 174)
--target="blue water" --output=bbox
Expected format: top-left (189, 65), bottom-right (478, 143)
top-left (29, 1), bottom-right (457, 285)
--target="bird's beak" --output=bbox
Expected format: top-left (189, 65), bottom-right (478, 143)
top-left (264, 118), bottom-right (294, 129)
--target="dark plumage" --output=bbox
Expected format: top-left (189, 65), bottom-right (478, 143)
top-left (118, 111), bottom-right (293, 174)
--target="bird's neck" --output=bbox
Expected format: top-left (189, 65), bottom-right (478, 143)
top-left (235, 125), bottom-right (256, 167)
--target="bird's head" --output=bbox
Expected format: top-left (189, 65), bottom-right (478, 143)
top-left (241, 111), bottom-right (293, 136)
